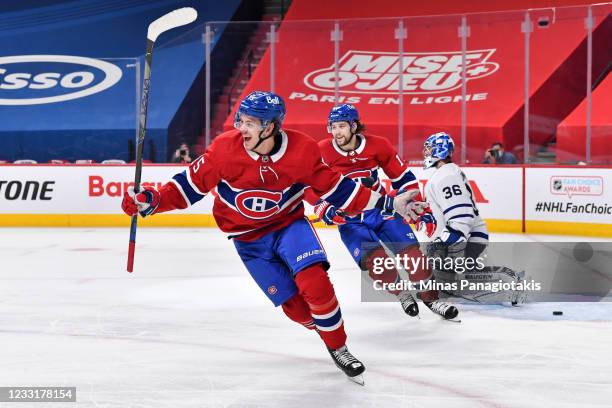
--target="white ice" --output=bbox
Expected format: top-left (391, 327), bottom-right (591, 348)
top-left (0, 228), bottom-right (611, 408)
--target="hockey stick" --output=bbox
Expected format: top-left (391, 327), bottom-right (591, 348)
top-left (127, 7), bottom-right (198, 272)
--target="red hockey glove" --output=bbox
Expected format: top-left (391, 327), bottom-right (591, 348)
top-left (122, 186), bottom-right (160, 218)
top-left (314, 201), bottom-right (346, 225)
top-left (415, 211), bottom-right (437, 238)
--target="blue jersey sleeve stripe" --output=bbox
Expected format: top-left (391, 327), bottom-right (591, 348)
top-left (391, 171), bottom-right (417, 190)
top-left (186, 169), bottom-right (206, 196)
top-left (390, 169), bottom-right (414, 182)
top-left (448, 214), bottom-right (474, 220)
top-left (278, 183), bottom-right (306, 208)
top-left (443, 203), bottom-right (474, 214)
top-left (322, 178), bottom-right (357, 208)
top-left (470, 232), bottom-right (489, 239)
top-left (172, 171), bottom-right (205, 205)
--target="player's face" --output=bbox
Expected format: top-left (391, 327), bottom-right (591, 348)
top-left (235, 114), bottom-right (272, 150)
top-left (329, 121), bottom-right (353, 146)
top-left (423, 144), bottom-right (433, 160)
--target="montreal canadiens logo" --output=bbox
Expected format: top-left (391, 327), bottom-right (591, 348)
top-left (0, 55), bottom-right (122, 105)
top-left (304, 49), bottom-right (499, 95)
top-left (235, 190), bottom-right (282, 220)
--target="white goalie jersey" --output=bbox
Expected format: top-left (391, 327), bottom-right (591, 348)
top-left (424, 163), bottom-right (489, 244)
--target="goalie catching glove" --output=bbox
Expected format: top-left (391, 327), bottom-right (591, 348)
top-left (122, 186), bottom-right (160, 217)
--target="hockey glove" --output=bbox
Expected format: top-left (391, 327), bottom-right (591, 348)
top-left (380, 189), bottom-right (430, 223)
top-left (314, 201), bottom-right (346, 225)
top-left (379, 190), bottom-right (395, 220)
top-left (415, 211), bottom-right (437, 238)
top-left (122, 186), bottom-right (160, 218)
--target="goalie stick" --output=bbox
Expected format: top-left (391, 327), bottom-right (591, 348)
top-left (127, 7), bottom-right (198, 272)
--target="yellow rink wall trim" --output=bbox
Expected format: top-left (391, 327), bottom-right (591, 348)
top-left (1, 214), bottom-right (610, 237)
top-left (0, 214), bottom-right (219, 228)
top-left (524, 220), bottom-right (612, 237)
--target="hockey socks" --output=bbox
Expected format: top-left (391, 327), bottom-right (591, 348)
top-left (294, 264), bottom-right (346, 350)
top-left (363, 246), bottom-right (402, 296)
top-left (281, 293), bottom-right (315, 330)
top-left (363, 246), bottom-right (419, 317)
top-left (400, 245), bottom-right (439, 303)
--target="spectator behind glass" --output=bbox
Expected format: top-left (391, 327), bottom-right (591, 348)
top-left (172, 142), bottom-right (193, 164)
top-left (483, 142), bottom-right (518, 164)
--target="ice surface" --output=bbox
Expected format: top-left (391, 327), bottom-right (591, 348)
top-left (0, 228), bottom-right (611, 408)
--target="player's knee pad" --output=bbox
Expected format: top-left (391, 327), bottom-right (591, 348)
top-left (281, 294), bottom-right (315, 330)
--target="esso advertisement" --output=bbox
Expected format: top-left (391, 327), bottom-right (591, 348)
top-left (0, 55), bottom-right (122, 105)
top-left (0, 166), bottom-right (213, 214)
top-left (526, 168), bottom-right (612, 223)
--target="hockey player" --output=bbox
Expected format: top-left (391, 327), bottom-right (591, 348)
top-left (309, 104), bottom-right (459, 321)
top-left (121, 91), bottom-right (420, 384)
top-left (421, 132), bottom-right (526, 305)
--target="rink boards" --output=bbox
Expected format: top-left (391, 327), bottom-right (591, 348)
top-left (0, 164), bottom-right (610, 237)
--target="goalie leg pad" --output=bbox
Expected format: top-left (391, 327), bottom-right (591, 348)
top-left (434, 266), bottom-right (527, 304)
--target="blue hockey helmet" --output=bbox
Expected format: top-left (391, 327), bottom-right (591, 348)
top-left (235, 91), bottom-right (286, 127)
top-left (327, 104), bottom-right (359, 133)
top-left (423, 132), bottom-right (455, 168)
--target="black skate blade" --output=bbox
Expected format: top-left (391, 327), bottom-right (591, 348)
top-left (347, 374), bottom-right (365, 386)
top-left (442, 317), bottom-right (461, 323)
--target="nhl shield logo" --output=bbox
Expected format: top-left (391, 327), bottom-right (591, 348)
top-left (268, 285), bottom-right (278, 295)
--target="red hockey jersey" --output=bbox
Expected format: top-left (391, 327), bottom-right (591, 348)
top-left (155, 129), bottom-right (381, 240)
top-left (305, 133), bottom-right (418, 204)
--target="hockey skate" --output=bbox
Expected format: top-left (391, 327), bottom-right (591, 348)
top-left (425, 300), bottom-right (460, 322)
top-left (397, 291), bottom-right (419, 317)
top-left (511, 270), bottom-right (528, 306)
top-left (328, 346), bottom-right (365, 385)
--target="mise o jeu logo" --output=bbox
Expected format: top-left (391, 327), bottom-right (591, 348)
top-left (235, 190), bottom-right (283, 220)
top-left (0, 55), bottom-right (122, 105)
top-left (304, 49), bottom-right (499, 95)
